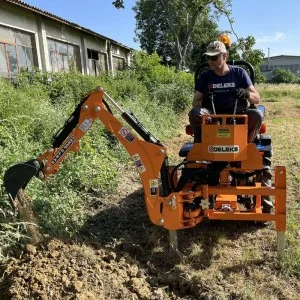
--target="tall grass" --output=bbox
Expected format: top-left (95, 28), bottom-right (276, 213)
top-left (258, 83), bottom-right (300, 276)
top-left (0, 53), bottom-right (194, 257)
top-left (258, 83), bottom-right (300, 99)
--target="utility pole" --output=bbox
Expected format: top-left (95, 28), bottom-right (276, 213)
top-left (268, 47), bottom-right (270, 71)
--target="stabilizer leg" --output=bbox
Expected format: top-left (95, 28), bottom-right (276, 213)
top-left (277, 231), bottom-right (285, 260)
top-left (169, 230), bottom-right (178, 252)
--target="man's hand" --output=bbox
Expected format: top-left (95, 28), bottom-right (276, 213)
top-left (236, 88), bottom-right (250, 100)
top-left (236, 88), bottom-right (249, 106)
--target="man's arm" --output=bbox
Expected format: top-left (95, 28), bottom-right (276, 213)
top-left (246, 85), bottom-right (260, 105)
top-left (192, 90), bottom-right (204, 108)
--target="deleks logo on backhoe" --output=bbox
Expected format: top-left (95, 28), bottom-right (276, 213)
top-left (51, 136), bottom-right (75, 165)
top-left (208, 145), bottom-right (239, 153)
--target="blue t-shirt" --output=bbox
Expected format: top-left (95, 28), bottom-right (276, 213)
top-left (195, 65), bottom-right (253, 113)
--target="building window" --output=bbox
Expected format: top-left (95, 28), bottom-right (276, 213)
top-left (111, 45), bottom-right (120, 55)
top-left (47, 39), bottom-right (81, 73)
top-left (87, 49), bottom-right (107, 76)
top-left (112, 56), bottom-right (125, 71)
top-left (0, 26), bottom-right (35, 78)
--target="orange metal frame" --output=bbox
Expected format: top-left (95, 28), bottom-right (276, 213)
top-left (36, 87), bottom-right (286, 235)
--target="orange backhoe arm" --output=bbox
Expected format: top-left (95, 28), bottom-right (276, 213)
top-left (3, 87), bottom-right (175, 227)
top-left (36, 87), bottom-right (166, 181)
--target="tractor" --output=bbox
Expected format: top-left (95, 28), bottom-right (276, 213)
top-left (3, 61), bottom-right (286, 258)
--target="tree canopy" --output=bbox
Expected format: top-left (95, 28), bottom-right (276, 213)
top-left (229, 36), bottom-right (265, 83)
top-left (133, 0), bottom-right (232, 70)
top-left (112, 0), bottom-right (124, 9)
top-left (113, 0), bottom-right (265, 78)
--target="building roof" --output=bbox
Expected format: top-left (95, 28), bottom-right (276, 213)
top-left (263, 55), bottom-right (300, 60)
top-left (4, 0), bottom-right (132, 50)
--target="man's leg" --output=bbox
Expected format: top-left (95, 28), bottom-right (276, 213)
top-left (188, 107), bottom-right (212, 142)
top-left (246, 108), bottom-right (263, 142)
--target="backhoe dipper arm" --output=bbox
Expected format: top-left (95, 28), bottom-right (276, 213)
top-left (4, 87), bottom-right (170, 225)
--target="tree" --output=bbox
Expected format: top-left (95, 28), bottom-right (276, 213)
top-left (228, 36), bottom-right (265, 83)
top-left (133, 0), bottom-right (232, 70)
top-left (112, 0), bottom-right (124, 9)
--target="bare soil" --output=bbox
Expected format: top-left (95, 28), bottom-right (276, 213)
top-left (1, 118), bottom-right (299, 299)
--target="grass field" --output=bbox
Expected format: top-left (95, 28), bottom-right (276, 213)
top-left (151, 84), bottom-right (300, 299)
top-left (0, 82), bottom-right (299, 299)
top-left (258, 84), bottom-right (300, 277)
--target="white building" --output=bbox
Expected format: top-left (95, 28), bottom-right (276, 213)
top-left (260, 55), bottom-right (300, 80)
top-left (0, 0), bottom-right (132, 78)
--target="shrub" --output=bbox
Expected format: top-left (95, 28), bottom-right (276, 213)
top-left (271, 68), bottom-right (298, 84)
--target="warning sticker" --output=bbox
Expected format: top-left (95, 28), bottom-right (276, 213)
top-left (51, 136), bottom-right (75, 165)
top-left (79, 118), bottom-right (93, 132)
top-left (132, 153), bottom-right (146, 173)
top-left (150, 179), bottom-right (159, 196)
top-left (217, 128), bottom-right (231, 138)
top-left (119, 127), bottom-right (135, 142)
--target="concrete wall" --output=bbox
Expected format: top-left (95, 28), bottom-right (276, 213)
top-left (0, 1), bottom-right (131, 77)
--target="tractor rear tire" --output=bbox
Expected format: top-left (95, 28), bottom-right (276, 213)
top-left (257, 157), bottom-right (273, 213)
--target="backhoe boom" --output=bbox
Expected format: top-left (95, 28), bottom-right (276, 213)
top-left (4, 87), bottom-right (169, 206)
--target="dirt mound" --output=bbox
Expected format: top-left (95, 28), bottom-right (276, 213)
top-left (0, 239), bottom-right (169, 300)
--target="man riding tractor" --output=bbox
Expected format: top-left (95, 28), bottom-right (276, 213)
top-left (188, 40), bottom-right (273, 213)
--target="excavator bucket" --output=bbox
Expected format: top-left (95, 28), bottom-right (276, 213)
top-left (3, 159), bottom-right (40, 201)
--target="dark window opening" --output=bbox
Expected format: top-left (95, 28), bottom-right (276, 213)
top-left (113, 56), bottom-right (125, 71)
top-left (0, 26), bottom-right (36, 78)
top-left (47, 39), bottom-right (81, 73)
top-left (88, 49), bottom-right (107, 76)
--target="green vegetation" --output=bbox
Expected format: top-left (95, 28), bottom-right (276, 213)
top-left (257, 85), bottom-right (300, 277)
top-left (270, 68), bottom-right (300, 84)
top-left (0, 52), bottom-right (193, 248)
top-left (133, 0), bottom-right (265, 78)
top-left (258, 83), bottom-right (300, 100)
top-left (0, 54), bottom-right (299, 292)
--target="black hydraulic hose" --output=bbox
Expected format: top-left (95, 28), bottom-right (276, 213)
top-left (229, 168), bottom-right (269, 179)
top-left (52, 95), bottom-right (113, 149)
top-left (102, 98), bottom-right (113, 114)
top-left (103, 91), bottom-right (162, 146)
top-left (121, 111), bottom-right (161, 145)
top-left (52, 94), bottom-right (90, 148)
top-left (160, 158), bottom-right (171, 196)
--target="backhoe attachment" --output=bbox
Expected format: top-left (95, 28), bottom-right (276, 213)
top-left (3, 87), bottom-right (168, 205)
top-left (4, 159), bottom-right (40, 201)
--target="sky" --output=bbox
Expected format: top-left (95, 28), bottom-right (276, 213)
top-left (22, 0), bottom-right (300, 57)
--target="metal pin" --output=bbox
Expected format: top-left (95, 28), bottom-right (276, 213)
top-left (38, 171), bottom-right (45, 179)
top-left (33, 160), bottom-right (40, 168)
top-left (158, 218), bottom-right (164, 225)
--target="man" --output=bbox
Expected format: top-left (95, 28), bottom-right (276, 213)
top-left (189, 40), bottom-right (273, 213)
top-left (189, 40), bottom-right (263, 143)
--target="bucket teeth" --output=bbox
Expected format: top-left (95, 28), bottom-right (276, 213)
top-left (3, 159), bottom-right (40, 201)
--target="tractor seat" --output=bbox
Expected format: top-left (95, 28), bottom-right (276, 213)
top-left (179, 142), bottom-right (193, 157)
